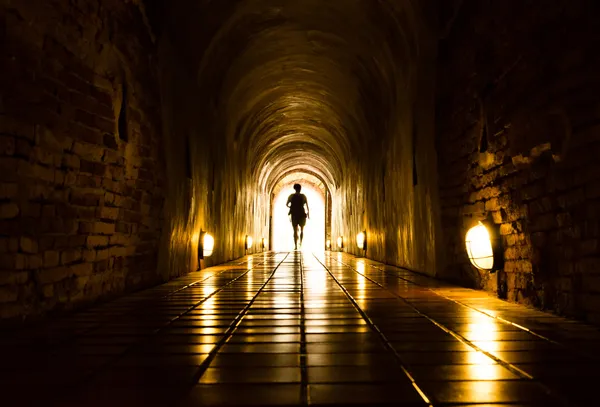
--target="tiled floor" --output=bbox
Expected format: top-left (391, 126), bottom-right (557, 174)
top-left (1, 251), bottom-right (599, 406)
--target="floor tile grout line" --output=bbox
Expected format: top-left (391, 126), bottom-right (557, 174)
top-left (299, 252), bottom-right (309, 405)
top-left (366, 259), bottom-right (600, 362)
top-left (159, 267), bottom-right (237, 299)
top-left (38, 261), bottom-right (264, 357)
top-left (190, 252), bottom-right (291, 385)
top-left (313, 253), bottom-right (434, 407)
top-left (68, 254), bottom-right (278, 390)
top-left (331, 253), bottom-right (577, 407)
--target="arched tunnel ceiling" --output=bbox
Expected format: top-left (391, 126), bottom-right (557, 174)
top-left (161, 0), bottom-right (435, 190)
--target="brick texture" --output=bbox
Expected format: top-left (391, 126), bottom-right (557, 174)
top-left (0, 0), bottom-right (165, 320)
top-left (436, 0), bottom-right (600, 323)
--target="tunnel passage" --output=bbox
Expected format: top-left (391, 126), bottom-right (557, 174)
top-left (158, 0), bottom-right (442, 284)
top-left (2, 0), bottom-right (600, 329)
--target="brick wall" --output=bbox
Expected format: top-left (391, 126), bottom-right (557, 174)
top-left (0, 0), bottom-right (165, 320)
top-left (436, 0), bottom-right (600, 323)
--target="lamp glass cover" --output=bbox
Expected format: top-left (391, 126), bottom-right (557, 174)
top-left (356, 232), bottom-right (366, 250)
top-left (202, 233), bottom-right (215, 257)
top-left (465, 222), bottom-right (494, 270)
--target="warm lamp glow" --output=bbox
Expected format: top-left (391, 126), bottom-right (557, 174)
top-left (245, 235), bottom-right (253, 250)
top-left (198, 231), bottom-right (214, 263)
top-left (326, 239), bottom-right (331, 250)
top-left (465, 222), bottom-right (494, 270)
top-left (337, 236), bottom-right (343, 249)
top-left (356, 231), bottom-right (366, 250)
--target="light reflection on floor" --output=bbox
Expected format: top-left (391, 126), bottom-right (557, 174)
top-left (1, 251), bottom-right (594, 406)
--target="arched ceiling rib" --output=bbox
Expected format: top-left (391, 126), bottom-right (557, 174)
top-left (165, 0), bottom-right (429, 191)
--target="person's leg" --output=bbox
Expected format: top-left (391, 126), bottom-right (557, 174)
top-left (292, 219), bottom-right (299, 249)
top-left (299, 217), bottom-right (306, 247)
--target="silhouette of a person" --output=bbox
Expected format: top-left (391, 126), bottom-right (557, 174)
top-left (286, 184), bottom-right (309, 250)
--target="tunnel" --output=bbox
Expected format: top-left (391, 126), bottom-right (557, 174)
top-left (1, 0), bottom-right (600, 405)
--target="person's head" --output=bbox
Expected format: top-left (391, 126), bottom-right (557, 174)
top-left (293, 184), bottom-right (301, 193)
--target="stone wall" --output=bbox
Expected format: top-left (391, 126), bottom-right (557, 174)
top-left (0, 0), bottom-right (165, 320)
top-left (156, 34), bottom-right (270, 277)
top-left (331, 2), bottom-right (443, 277)
top-left (436, 0), bottom-right (600, 323)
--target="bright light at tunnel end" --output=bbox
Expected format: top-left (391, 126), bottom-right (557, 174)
top-left (272, 183), bottom-right (325, 252)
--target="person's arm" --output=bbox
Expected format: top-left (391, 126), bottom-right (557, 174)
top-left (304, 196), bottom-right (310, 219)
top-left (286, 195), bottom-right (292, 208)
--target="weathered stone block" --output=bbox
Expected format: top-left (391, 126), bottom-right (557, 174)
top-left (71, 262), bottom-right (93, 277)
top-left (82, 249), bottom-right (96, 262)
top-left (0, 135), bottom-right (16, 155)
top-left (499, 223), bottom-right (516, 235)
top-left (80, 160), bottom-right (106, 176)
top-left (20, 237), bottom-right (38, 254)
top-left (37, 267), bottom-right (71, 284)
top-left (60, 249), bottom-right (82, 265)
top-left (62, 154), bottom-right (80, 170)
top-left (42, 284), bottom-right (54, 298)
top-left (42, 205), bottom-right (56, 217)
top-left (0, 271), bottom-right (29, 285)
top-left (109, 246), bottom-right (127, 258)
top-left (0, 203), bottom-right (19, 219)
top-left (97, 206), bottom-right (119, 221)
top-left (92, 222), bottom-right (115, 235)
top-left (0, 183), bottom-right (18, 199)
top-left (70, 190), bottom-right (102, 206)
top-left (22, 203), bottom-right (41, 218)
top-left (36, 126), bottom-right (72, 152)
top-left (72, 142), bottom-right (104, 162)
top-left (27, 254), bottom-right (43, 269)
top-left (31, 147), bottom-right (55, 167)
top-left (87, 235), bottom-right (109, 248)
top-left (68, 122), bottom-right (103, 145)
top-left (94, 259), bottom-right (109, 273)
top-left (0, 253), bottom-right (26, 270)
top-left (0, 115), bottom-right (35, 140)
top-left (43, 251), bottom-right (60, 268)
top-left (0, 287), bottom-right (19, 303)
top-left (96, 248), bottom-right (111, 261)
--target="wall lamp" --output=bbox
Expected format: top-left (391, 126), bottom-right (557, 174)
top-left (465, 220), bottom-right (504, 273)
top-left (326, 239), bottom-right (331, 251)
top-left (337, 236), bottom-right (344, 251)
top-left (197, 230), bottom-right (215, 270)
top-left (245, 235), bottom-right (253, 251)
top-left (356, 231), bottom-right (367, 252)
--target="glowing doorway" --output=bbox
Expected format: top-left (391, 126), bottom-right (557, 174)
top-left (272, 183), bottom-right (325, 252)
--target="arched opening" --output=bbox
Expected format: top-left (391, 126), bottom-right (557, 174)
top-left (271, 173), bottom-right (328, 252)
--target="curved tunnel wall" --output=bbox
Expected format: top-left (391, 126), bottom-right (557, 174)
top-left (159, 0), bottom-right (444, 277)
